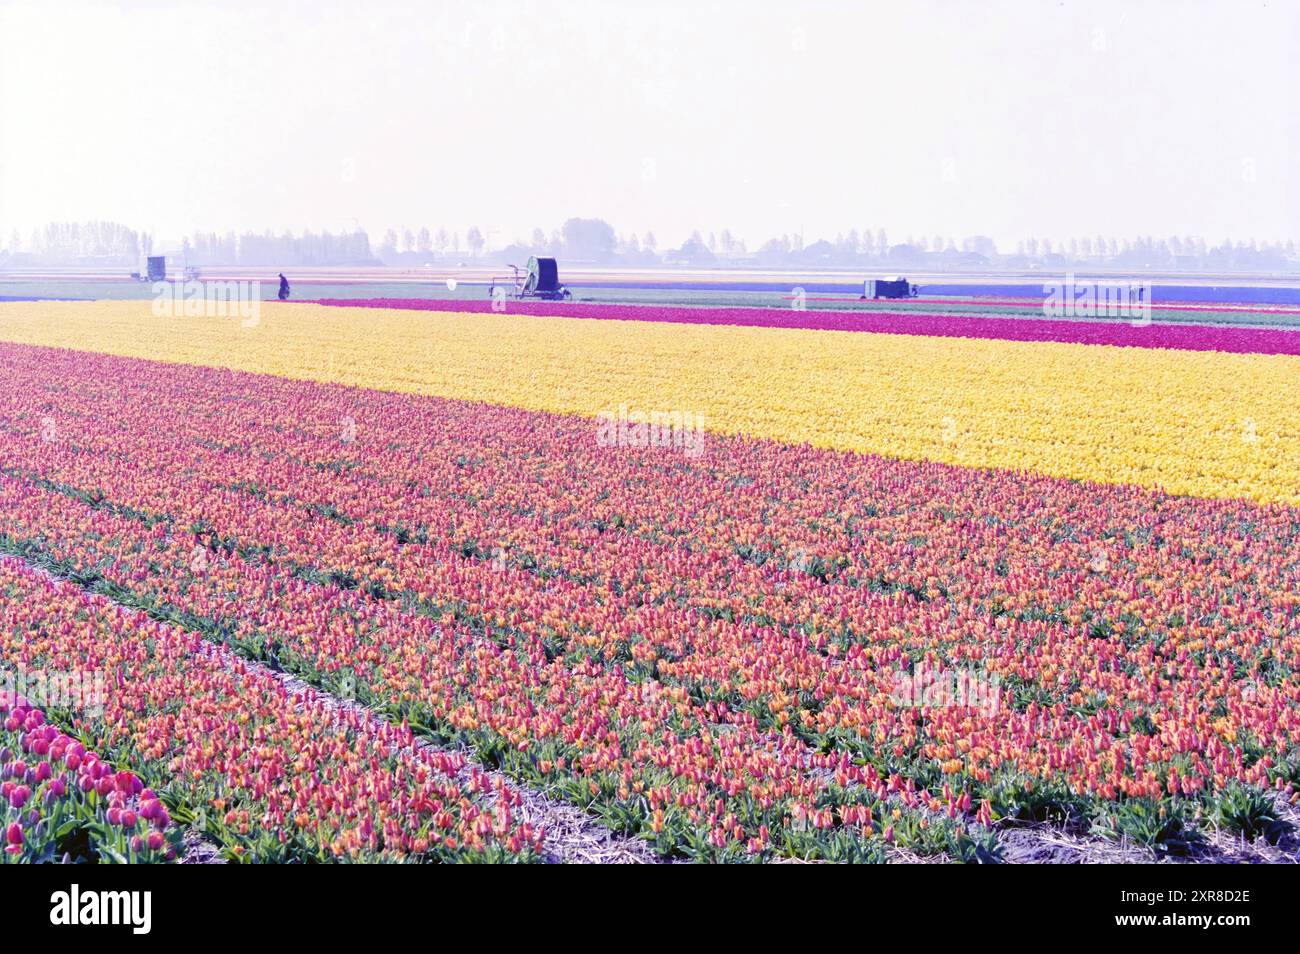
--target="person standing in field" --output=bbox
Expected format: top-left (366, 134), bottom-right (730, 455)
top-left (278, 273), bottom-right (290, 301)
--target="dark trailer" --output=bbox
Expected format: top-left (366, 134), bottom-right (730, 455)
top-left (864, 276), bottom-right (918, 299)
top-left (488, 256), bottom-right (572, 301)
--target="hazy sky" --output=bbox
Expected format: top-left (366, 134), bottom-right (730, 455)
top-left (1, 0), bottom-right (1296, 249)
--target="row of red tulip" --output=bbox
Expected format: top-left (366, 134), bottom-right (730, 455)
top-left (1, 343), bottom-right (1295, 856)
top-left (0, 352), bottom-right (1000, 859)
top-left (0, 468), bottom-right (981, 860)
top-left (0, 557), bottom-right (542, 862)
top-left (2, 693), bottom-right (175, 863)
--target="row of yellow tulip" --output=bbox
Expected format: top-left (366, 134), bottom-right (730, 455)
top-left (1, 300), bottom-right (1296, 504)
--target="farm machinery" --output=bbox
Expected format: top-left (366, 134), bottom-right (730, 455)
top-left (862, 276), bottom-right (919, 299)
top-left (129, 256), bottom-right (168, 282)
top-left (131, 256), bottom-right (200, 282)
top-left (488, 256), bottom-right (571, 301)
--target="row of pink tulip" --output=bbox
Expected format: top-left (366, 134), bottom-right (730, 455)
top-left (2, 343), bottom-right (1296, 854)
top-left (0, 556), bottom-right (542, 862)
top-left (0, 348), bottom-right (997, 859)
top-left (2, 692), bottom-right (175, 863)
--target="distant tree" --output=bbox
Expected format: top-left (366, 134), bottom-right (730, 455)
top-left (560, 218), bottom-right (617, 261)
top-left (642, 231), bottom-right (657, 251)
top-left (531, 227), bottom-right (546, 249)
top-left (888, 242), bottom-right (924, 263)
top-left (671, 236), bottom-right (717, 265)
top-left (417, 227), bottom-right (432, 254)
top-left (466, 226), bottom-right (485, 257)
top-left (382, 229), bottom-right (398, 256)
top-left (402, 228), bottom-right (415, 253)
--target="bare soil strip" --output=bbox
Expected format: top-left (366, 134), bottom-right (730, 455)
top-left (995, 798), bottom-right (1300, 864)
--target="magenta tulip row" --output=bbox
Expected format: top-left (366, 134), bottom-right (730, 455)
top-left (314, 297), bottom-right (1300, 355)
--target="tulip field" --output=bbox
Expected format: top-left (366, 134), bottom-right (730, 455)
top-left (0, 298), bottom-right (1298, 862)
top-left (3, 687), bottom-right (177, 864)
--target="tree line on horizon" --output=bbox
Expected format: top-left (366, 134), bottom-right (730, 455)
top-left (3, 218), bottom-right (1298, 273)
